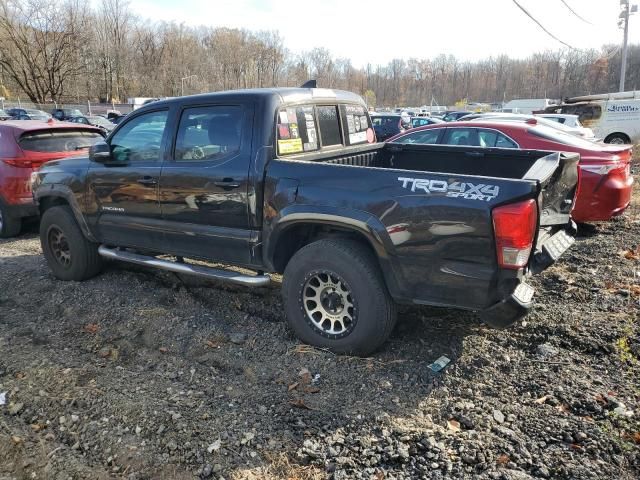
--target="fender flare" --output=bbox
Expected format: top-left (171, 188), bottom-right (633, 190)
top-left (264, 204), bottom-right (402, 297)
top-left (35, 185), bottom-right (97, 242)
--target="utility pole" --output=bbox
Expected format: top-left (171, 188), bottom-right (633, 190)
top-left (619, 0), bottom-right (638, 92)
top-left (181, 75), bottom-right (198, 97)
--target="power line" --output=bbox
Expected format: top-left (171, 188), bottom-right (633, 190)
top-left (511, 0), bottom-right (576, 49)
top-left (559, 0), bottom-right (594, 25)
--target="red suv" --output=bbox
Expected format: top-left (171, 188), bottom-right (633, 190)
top-left (0, 120), bottom-right (104, 237)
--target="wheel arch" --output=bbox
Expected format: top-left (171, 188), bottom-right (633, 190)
top-left (264, 206), bottom-right (402, 298)
top-left (36, 187), bottom-right (97, 242)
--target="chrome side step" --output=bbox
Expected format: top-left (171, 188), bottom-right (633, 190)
top-left (98, 246), bottom-right (271, 287)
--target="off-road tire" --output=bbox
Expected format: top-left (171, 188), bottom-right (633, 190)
top-left (0, 201), bottom-right (22, 238)
top-left (40, 206), bottom-right (102, 281)
top-left (282, 238), bottom-right (397, 356)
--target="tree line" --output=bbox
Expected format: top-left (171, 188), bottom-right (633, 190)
top-left (0, 0), bottom-right (638, 108)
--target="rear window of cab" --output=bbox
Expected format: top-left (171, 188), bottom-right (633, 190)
top-left (277, 103), bottom-right (374, 155)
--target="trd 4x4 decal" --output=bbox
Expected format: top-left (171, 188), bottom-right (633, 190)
top-left (398, 177), bottom-right (500, 202)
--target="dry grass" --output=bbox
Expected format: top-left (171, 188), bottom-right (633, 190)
top-left (230, 452), bottom-right (324, 480)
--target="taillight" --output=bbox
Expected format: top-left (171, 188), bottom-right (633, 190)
top-left (3, 158), bottom-right (36, 168)
top-left (2, 158), bottom-right (49, 168)
top-left (492, 199), bottom-right (538, 269)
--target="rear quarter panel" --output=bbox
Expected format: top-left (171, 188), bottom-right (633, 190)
top-left (264, 158), bottom-right (539, 310)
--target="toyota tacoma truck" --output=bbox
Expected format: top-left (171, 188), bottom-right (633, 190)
top-left (32, 87), bottom-right (579, 355)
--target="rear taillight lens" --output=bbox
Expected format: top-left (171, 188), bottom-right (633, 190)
top-left (2, 158), bottom-right (38, 168)
top-left (492, 199), bottom-right (538, 269)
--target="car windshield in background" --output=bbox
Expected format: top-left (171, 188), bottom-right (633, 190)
top-left (371, 116), bottom-right (399, 126)
top-left (18, 129), bottom-right (103, 152)
top-left (529, 125), bottom-right (600, 149)
top-left (87, 116), bottom-right (113, 127)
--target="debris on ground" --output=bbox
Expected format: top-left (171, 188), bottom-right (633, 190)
top-left (0, 167), bottom-right (639, 479)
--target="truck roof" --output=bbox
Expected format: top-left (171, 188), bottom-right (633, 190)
top-left (143, 87), bottom-right (366, 109)
top-left (566, 90), bottom-right (640, 103)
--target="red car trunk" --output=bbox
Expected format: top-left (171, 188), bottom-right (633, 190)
top-left (387, 120), bottom-right (634, 223)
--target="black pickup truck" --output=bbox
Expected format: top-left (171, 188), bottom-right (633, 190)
top-left (32, 87), bottom-right (578, 355)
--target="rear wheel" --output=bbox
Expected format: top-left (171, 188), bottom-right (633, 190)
top-left (604, 133), bottom-right (630, 144)
top-left (40, 206), bottom-right (102, 281)
top-left (0, 202), bottom-right (22, 238)
top-left (282, 238), bottom-right (396, 356)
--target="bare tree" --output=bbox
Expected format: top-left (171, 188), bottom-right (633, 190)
top-left (1, 0), bottom-right (638, 107)
top-left (0, 0), bottom-right (89, 103)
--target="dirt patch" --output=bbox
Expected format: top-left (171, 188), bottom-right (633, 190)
top-left (1, 166), bottom-right (639, 479)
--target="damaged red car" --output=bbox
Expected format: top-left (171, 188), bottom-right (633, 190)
top-left (387, 119), bottom-right (634, 223)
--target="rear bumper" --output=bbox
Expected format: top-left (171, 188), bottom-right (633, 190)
top-left (3, 201), bottom-right (38, 219)
top-left (479, 227), bottom-right (575, 328)
top-left (572, 168), bottom-right (634, 222)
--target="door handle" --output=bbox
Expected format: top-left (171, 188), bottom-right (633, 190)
top-left (214, 179), bottom-right (241, 189)
top-left (465, 151), bottom-right (485, 157)
top-left (137, 176), bottom-right (157, 186)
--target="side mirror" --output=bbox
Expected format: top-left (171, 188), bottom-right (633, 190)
top-left (89, 142), bottom-right (112, 163)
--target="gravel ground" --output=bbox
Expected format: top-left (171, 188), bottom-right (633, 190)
top-left (1, 172), bottom-right (639, 480)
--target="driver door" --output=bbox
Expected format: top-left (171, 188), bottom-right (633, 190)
top-left (86, 108), bottom-right (170, 251)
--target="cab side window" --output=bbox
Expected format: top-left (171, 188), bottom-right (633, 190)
top-left (174, 106), bottom-right (243, 162)
top-left (277, 105), bottom-right (319, 155)
top-left (340, 104), bottom-right (373, 145)
top-left (110, 110), bottom-right (168, 163)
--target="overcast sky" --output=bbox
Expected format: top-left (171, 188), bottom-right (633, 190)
top-left (125, 0), bottom-right (637, 67)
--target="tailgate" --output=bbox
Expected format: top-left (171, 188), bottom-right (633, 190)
top-left (522, 151), bottom-right (580, 227)
top-left (522, 152), bottom-right (579, 273)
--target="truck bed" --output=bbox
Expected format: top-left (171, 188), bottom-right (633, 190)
top-left (263, 142), bottom-right (579, 313)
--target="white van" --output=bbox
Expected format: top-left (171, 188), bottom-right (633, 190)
top-left (545, 91), bottom-right (640, 144)
top-left (502, 98), bottom-right (557, 115)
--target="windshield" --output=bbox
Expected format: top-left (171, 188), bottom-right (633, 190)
top-left (88, 116), bottom-right (113, 127)
top-left (67, 109), bottom-right (83, 116)
top-left (529, 125), bottom-right (599, 149)
top-left (371, 116), bottom-right (399, 127)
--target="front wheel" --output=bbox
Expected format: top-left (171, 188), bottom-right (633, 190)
top-left (282, 238), bottom-right (397, 356)
top-left (40, 206), bottom-right (103, 281)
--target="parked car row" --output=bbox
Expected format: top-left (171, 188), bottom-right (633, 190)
top-left (1, 107), bottom-right (126, 128)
